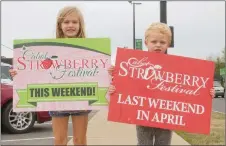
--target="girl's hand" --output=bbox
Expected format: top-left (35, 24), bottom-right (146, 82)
top-left (108, 65), bottom-right (115, 76)
top-left (108, 84), bottom-right (116, 94)
top-left (9, 69), bottom-right (17, 78)
top-left (210, 87), bottom-right (215, 99)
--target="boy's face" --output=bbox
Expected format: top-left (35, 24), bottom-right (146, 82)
top-left (145, 31), bottom-right (169, 53)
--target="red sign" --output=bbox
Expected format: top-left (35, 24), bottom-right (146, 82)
top-left (108, 48), bottom-right (215, 135)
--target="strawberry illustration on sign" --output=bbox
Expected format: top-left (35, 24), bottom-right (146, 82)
top-left (41, 56), bottom-right (58, 69)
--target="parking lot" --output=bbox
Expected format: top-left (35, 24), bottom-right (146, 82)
top-left (1, 111), bottom-right (97, 145)
top-left (212, 97), bottom-right (225, 113)
top-left (1, 98), bottom-right (225, 145)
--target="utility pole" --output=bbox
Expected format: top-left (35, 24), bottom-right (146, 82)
top-left (160, 1), bottom-right (167, 24)
top-left (128, 1), bottom-right (141, 49)
top-left (160, 1), bottom-right (174, 53)
top-left (133, 3), bottom-right (135, 49)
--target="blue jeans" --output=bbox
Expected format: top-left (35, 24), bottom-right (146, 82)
top-left (49, 110), bottom-right (91, 117)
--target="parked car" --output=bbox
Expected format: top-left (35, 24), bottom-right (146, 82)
top-left (213, 80), bottom-right (225, 98)
top-left (1, 62), bottom-right (51, 134)
top-left (224, 81), bottom-right (226, 98)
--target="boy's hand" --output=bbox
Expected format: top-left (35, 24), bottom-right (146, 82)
top-left (9, 69), bottom-right (17, 78)
top-left (210, 87), bottom-right (215, 99)
top-left (108, 65), bottom-right (115, 76)
top-left (108, 84), bottom-right (116, 94)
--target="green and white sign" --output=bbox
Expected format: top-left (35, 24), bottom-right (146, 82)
top-left (135, 39), bottom-right (142, 50)
top-left (13, 38), bottom-right (111, 112)
top-left (16, 83), bottom-right (108, 108)
top-left (220, 68), bottom-right (225, 76)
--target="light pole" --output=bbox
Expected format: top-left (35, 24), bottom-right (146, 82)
top-left (160, 1), bottom-right (167, 54)
top-left (160, 1), bottom-right (167, 23)
top-left (128, 1), bottom-right (141, 50)
top-left (160, 1), bottom-right (174, 51)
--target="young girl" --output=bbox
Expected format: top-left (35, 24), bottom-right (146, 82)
top-left (107, 22), bottom-right (215, 145)
top-left (10, 6), bottom-right (90, 146)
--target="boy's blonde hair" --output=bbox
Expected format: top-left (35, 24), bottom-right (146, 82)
top-left (145, 22), bottom-right (172, 45)
top-left (56, 6), bottom-right (86, 38)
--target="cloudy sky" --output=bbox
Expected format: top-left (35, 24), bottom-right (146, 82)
top-left (1, 1), bottom-right (225, 63)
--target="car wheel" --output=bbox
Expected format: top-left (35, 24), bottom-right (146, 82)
top-left (2, 102), bottom-right (36, 134)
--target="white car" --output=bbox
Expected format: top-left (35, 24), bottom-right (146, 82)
top-left (213, 80), bottom-right (225, 98)
top-left (1, 62), bottom-right (13, 85)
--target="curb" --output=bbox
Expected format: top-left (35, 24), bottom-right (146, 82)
top-left (212, 110), bottom-right (225, 114)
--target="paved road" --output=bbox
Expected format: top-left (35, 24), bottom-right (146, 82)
top-left (1, 98), bottom-right (225, 145)
top-left (1, 111), bottom-right (97, 145)
top-left (212, 97), bottom-right (225, 113)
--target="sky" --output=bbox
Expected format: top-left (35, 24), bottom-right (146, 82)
top-left (1, 1), bottom-right (225, 64)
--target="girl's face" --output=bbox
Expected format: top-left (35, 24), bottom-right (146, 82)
top-left (61, 12), bottom-right (80, 38)
top-left (145, 31), bottom-right (169, 53)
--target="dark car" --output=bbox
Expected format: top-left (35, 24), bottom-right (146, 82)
top-left (1, 62), bottom-right (51, 134)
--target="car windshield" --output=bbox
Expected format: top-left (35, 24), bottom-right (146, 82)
top-left (214, 81), bottom-right (222, 87)
top-left (1, 65), bottom-right (12, 80)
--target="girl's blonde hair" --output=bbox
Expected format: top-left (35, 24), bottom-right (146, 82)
top-left (145, 22), bottom-right (172, 45)
top-left (56, 6), bottom-right (86, 38)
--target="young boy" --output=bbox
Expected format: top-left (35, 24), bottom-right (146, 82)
top-left (107, 22), bottom-right (215, 145)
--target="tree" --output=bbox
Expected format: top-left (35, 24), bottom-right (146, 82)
top-left (215, 56), bottom-right (224, 75)
top-left (206, 48), bottom-right (225, 83)
top-left (221, 47), bottom-right (225, 63)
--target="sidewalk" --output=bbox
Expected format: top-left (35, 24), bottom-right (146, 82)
top-left (67, 110), bottom-right (190, 145)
